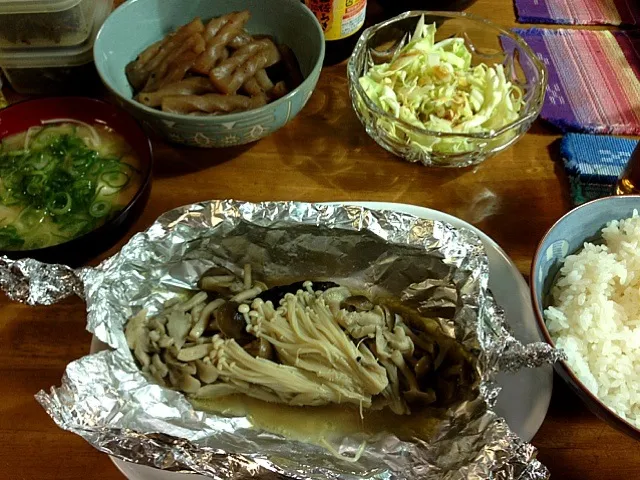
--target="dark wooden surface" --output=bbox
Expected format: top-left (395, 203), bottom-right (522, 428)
top-left (0, 0), bottom-right (638, 478)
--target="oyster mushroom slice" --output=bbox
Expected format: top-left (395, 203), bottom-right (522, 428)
top-left (167, 309), bottom-right (192, 349)
top-left (163, 351), bottom-right (197, 376)
top-left (190, 302), bottom-right (205, 326)
top-left (151, 353), bottom-right (169, 378)
top-left (415, 354), bottom-right (433, 379)
top-left (158, 335), bottom-right (174, 348)
top-left (147, 368), bottom-right (167, 387)
top-left (340, 295), bottom-right (374, 312)
top-left (385, 325), bottom-right (414, 356)
top-left (402, 326), bottom-right (437, 355)
top-left (169, 369), bottom-right (201, 393)
top-left (193, 383), bottom-right (240, 398)
top-left (404, 389), bottom-right (437, 406)
top-left (134, 345), bottom-right (151, 368)
top-left (163, 297), bottom-right (181, 309)
top-left (125, 308), bottom-right (149, 351)
top-left (149, 317), bottom-right (167, 332)
top-left (177, 344), bottom-right (213, 362)
top-left (338, 307), bottom-right (386, 339)
top-left (195, 358), bottom-right (219, 384)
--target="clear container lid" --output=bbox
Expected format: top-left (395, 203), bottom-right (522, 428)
top-left (0, 0), bottom-right (87, 14)
top-left (0, 0), bottom-right (99, 50)
top-left (0, 0), bottom-right (109, 67)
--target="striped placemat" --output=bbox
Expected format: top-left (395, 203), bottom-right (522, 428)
top-left (515, 0), bottom-right (640, 26)
top-left (561, 133), bottom-right (639, 205)
top-left (515, 28), bottom-right (640, 135)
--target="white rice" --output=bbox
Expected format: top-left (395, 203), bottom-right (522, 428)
top-left (544, 210), bottom-right (640, 428)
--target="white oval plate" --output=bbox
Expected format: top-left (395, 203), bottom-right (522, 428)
top-left (107, 201), bottom-right (552, 479)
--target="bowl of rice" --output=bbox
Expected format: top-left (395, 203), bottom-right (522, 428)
top-left (531, 195), bottom-right (640, 440)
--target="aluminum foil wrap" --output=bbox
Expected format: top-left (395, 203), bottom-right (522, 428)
top-left (1, 201), bottom-right (563, 479)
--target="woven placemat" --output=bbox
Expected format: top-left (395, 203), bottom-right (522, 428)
top-left (515, 28), bottom-right (640, 135)
top-left (561, 133), bottom-right (639, 205)
top-left (515, 0), bottom-right (639, 26)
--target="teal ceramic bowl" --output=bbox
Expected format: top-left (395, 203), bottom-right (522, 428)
top-left (531, 195), bottom-right (640, 441)
top-left (94, 0), bottom-right (324, 148)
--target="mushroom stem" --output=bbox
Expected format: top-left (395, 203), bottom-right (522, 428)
top-left (201, 275), bottom-right (236, 289)
top-left (177, 344), bottom-right (214, 362)
top-left (243, 264), bottom-right (252, 290)
top-left (231, 285), bottom-right (264, 303)
top-left (176, 291), bottom-right (208, 312)
top-left (189, 299), bottom-right (225, 340)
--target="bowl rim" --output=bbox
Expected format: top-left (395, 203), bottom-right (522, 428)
top-left (530, 194), bottom-right (640, 437)
top-left (93, 0), bottom-right (325, 123)
top-left (347, 10), bottom-right (548, 140)
top-left (0, 96), bottom-right (154, 258)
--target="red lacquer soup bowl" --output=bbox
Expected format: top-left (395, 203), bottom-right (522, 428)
top-left (0, 97), bottom-right (153, 266)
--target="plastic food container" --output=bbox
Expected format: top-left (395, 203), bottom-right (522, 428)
top-left (0, 0), bottom-right (99, 49)
top-left (0, 0), bottom-right (111, 94)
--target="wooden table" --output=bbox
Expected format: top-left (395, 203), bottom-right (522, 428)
top-left (1, 0), bottom-right (639, 478)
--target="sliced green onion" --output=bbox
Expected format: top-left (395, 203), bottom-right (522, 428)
top-left (29, 125), bottom-right (61, 150)
top-left (0, 225), bottom-right (25, 250)
top-left (30, 152), bottom-right (51, 171)
top-left (88, 161), bottom-right (103, 175)
top-left (71, 154), bottom-right (88, 168)
top-left (100, 170), bottom-right (130, 189)
top-left (17, 207), bottom-right (45, 229)
top-left (42, 118), bottom-right (101, 148)
top-left (24, 174), bottom-right (45, 195)
top-left (50, 192), bottom-right (72, 215)
top-left (72, 178), bottom-right (93, 197)
top-left (89, 200), bottom-right (111, 218)
top-left (29, 232), bottom-right (53, 249)
top-left (23, 126), bottom-right (42, 150)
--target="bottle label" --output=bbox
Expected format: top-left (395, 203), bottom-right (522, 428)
top-left (305, 0), bottom-right (367, 41)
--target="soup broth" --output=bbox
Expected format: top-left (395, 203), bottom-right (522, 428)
top-left (191, 394), bottom-right (443, 447)
top-left (0, 121), bottom-right (142, 251)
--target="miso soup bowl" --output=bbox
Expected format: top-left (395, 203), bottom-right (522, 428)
top-left (94, 0), bottom-right (325, 148)
top-left (0, 97), bottom-right (153, 266)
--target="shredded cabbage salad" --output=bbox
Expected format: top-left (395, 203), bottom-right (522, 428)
top-left (359, 16), bottom-right (525, 155)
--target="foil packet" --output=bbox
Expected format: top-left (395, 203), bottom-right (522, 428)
top-left (0, 201), bottom-right (563, 479)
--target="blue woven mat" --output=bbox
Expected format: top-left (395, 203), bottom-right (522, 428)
top-left (561, 133), bottom-right (639, 205)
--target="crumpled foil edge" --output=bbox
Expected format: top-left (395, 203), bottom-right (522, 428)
top-left (0, 201), bottom-right (562, 479)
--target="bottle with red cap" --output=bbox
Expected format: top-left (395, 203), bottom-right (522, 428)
top-left (304, 0), bottom-right (367, 65)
